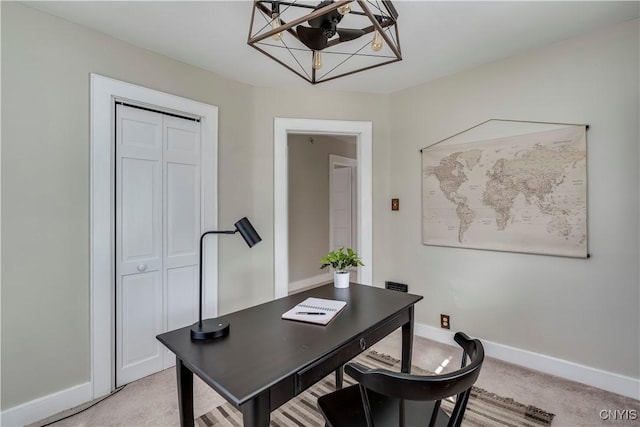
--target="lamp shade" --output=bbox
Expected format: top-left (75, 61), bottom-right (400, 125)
top-left (234, 217), bottom-right (262, 247)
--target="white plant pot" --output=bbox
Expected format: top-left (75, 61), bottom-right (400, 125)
top-left (334, 271), bottom-right (350, 288)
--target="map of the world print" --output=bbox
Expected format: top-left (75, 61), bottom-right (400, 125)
top-left (422, 126), bottom-right (587, 258)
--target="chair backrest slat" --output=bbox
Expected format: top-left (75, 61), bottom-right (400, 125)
top-left (344, 332), bottom-right (484, 427)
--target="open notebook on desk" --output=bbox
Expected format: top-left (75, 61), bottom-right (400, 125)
top-left (282, 297), bottom-right (347, 325)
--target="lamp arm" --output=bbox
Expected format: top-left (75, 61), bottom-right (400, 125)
top-left (198, 230), bottom-right (238, 326)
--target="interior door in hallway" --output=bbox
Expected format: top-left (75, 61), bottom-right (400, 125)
top-left (330, 155), bottom-right (357, 282)
top-left (115, 105), bottom-right (201, 386)
top-left (331, 166), bottom-right (352, 249)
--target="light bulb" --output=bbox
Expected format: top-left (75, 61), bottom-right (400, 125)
top-left (313, 51), bottom-right (323, 70)
top-left (371, 31), bottom-right (383, 52)
top-left (271, 13), bottom-right (282, 41)
top-left (336, 1), bottom-right (351, 15)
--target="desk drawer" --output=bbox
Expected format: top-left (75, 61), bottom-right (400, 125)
top-left (294, 310), bottom-right (410, 394)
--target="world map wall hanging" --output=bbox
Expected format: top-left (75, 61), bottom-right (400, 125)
top-left (421, 121), bottom-right (588, 258)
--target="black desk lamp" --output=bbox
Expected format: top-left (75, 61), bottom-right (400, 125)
top-left (190, 217), bottom-right (261, 340)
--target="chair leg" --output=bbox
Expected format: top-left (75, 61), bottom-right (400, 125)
top-left (429, 400), bottom-right (441, 427)
top-left (335, 365), bottom-right (343, 389)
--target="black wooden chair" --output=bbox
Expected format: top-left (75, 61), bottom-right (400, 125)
top-left (317, 332), bottom-right (484, 427)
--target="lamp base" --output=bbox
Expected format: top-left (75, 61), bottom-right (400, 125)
top-left (190, 319), bottom-right (230, 340)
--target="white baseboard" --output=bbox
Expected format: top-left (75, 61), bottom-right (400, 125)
top-left (289, 273), bottom-right (331, 293)
top-left (414, 323), bottom-right (640, 400)
top-left (0, 381), bottom-right (92, 427)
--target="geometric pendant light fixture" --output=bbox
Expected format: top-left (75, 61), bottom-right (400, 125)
top-left (247, 0), bottom-right (401, 85)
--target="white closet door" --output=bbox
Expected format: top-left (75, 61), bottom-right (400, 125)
top-left (163, 115), bottom-right (201, 367)
top-left (116, 105), bottom-right (164, 386)
top-left (116, 105), bottom-right (201, 385)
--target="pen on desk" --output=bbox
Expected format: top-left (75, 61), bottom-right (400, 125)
top-left (295, 312), bottom-right (326, 315)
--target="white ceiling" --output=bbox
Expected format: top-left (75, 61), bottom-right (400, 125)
top-left (25, 1), bottom-right (639, 94)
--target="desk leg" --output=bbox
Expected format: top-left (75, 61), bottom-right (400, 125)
top-left (176, 358), bottom-right (194, 427)
top-left (241, 390), bottom-right (270, 427)
top-left (401, 305), bottom-right (415, 374)
top-left (335, 366), bottom-right (343, 389)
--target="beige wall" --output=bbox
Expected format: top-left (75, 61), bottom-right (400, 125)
top-left (288, 135), bottom-right (356, 283)
top-left (388, 19), bottom-right (639, 378)
top-left (244, 86), bottom-right (393, 313)
top-left (0, 2), bottom-right (391, 409)
top-left (1, 1), bottom-right (255, 409)
top-left (2, 0), bottom-right (638, 414)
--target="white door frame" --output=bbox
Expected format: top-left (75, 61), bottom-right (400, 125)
top-left (274, 118), bottom-right (372, 299)
top-left (90, 74), bottom-right (218, 398)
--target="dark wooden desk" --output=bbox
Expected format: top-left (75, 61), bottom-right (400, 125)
top-left (157, 283), bottom-right (423, 427)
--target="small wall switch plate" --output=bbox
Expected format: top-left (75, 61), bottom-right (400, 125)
top-left (391, 198), bottom-right (399, 211)
top-left (440, 314), bottom-right (450, 329)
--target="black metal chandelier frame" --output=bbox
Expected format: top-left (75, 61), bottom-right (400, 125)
top-left (247, 0), bottom-right (401, 84)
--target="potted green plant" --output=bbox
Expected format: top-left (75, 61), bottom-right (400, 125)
top-left (320, 247), bottom-right (364, 288)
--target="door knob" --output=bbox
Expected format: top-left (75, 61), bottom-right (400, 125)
top-left (137, 264), bottom-right (147, 272)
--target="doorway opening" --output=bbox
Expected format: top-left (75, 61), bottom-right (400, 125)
top-left (274, 118), bottom-right (372, 299)
top-left (287, 135), bottom-right (357, 294)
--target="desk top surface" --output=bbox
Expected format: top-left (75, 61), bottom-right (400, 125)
top-left (157, 283), bottom-right (422, 406)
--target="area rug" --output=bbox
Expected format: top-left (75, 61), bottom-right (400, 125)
top-left (196, 351), bottom-right (555, 427)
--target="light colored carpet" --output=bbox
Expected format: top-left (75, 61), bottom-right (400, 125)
top-left (31, 332), bottom-right (640, 427)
